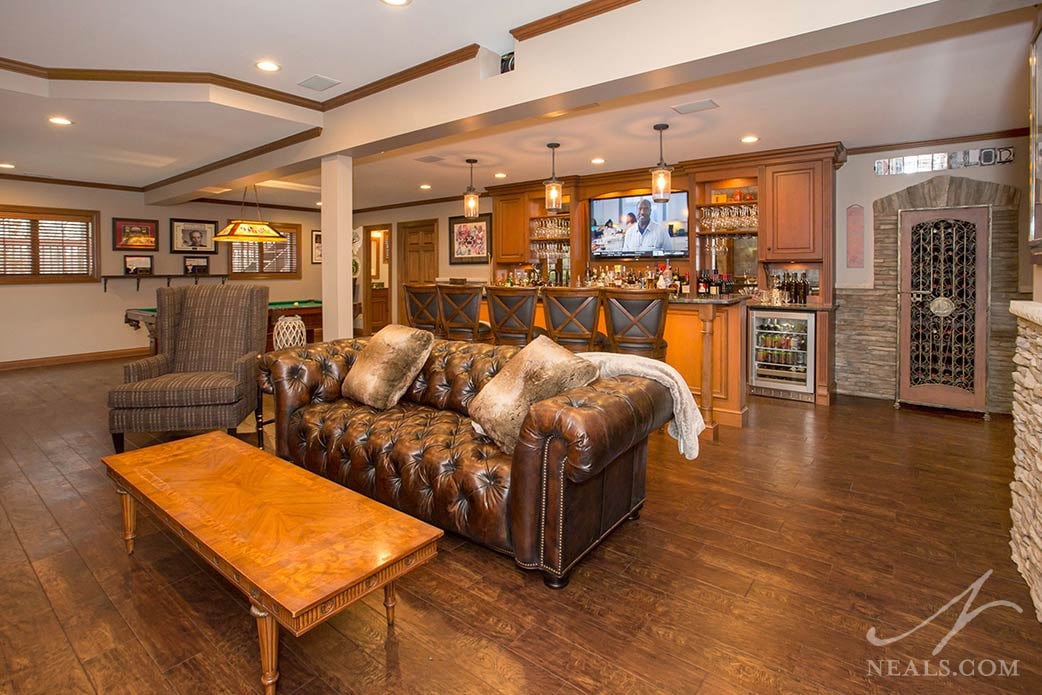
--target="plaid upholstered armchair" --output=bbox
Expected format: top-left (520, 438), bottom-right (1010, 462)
top-left (108, 284), bottom-right (269, 453)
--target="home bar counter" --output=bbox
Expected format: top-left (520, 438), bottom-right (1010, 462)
top-left (478, 293), bottom-right (749, 441)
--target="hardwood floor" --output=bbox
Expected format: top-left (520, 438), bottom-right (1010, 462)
top-left (1, 357), bottom-right (1040, 694)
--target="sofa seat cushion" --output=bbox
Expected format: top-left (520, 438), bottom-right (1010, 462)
top-left (289, 400), bottom-right (513, 553)
top-left (108, 371), bottom-right (243, 409)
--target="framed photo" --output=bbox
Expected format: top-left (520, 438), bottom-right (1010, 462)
top-left (170, 219), bottom-right (218, 254)
top-left (123, 255), bottom-right (153, 275)
top-left (448, 213), bottom-right (491, 265)
top-left (183, 256), bottom-right (210, 275)
top-left (311, 230), bottom-right (322, 264)
top-left (112, 218), bottom-right (158, 251)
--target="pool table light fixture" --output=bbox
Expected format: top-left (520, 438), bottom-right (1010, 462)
top-left (214, 186), bottom-right (285, 243)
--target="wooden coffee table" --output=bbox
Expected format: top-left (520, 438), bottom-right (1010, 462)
top-left (101, 431), bottom-right (442, 694)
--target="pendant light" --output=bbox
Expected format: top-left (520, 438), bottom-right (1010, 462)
top-left (543, 142), bottom-right (563, 212)
top-left (213, 185), bottom-right (285, 242)
top-left (463, 158), bottom-right (480, 219)
top-left (650, 123), bottom-right (673, 203)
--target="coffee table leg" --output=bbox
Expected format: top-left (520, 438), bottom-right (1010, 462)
top-left (251, 605), bottom-right (279, 695)
top-left (116, 488), bottom-right (136, 554)
top-left (383, 581), bottom-right (396, 627)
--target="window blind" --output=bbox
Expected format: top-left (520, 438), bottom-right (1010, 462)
top-left (0, 208), bottom-right (97, 282)
top-left (230, 224), bottom-right (300, 278)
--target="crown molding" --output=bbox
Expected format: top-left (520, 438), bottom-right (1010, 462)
top-left (143, 127), bottom-right (323, 191)
top-left (0, 172), bottom-right (142, 192)
top-left (510, 0), bottom-right (640, 41)
top-left (845, 128), bottom-right (1028, 155)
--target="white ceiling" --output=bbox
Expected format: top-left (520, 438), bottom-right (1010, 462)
top-left (220, 10), bottom-right (1032, 210)
top-left (0, 3), bottom-right (1033, 209)
top-left (0, 0), bottom-right (577, 98)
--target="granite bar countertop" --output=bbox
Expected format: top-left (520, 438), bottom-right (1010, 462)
top-left (747, 301), bottom-right (837, 311)
top-left (668, 295), bottom-right (751, 306)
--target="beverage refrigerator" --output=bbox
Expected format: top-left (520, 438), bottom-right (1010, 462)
top-left (749, 309), bottom-right (815, 402)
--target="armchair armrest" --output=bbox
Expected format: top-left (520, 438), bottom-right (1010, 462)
top-left (232, 350), bottom-right (260, 389)
top-left (257, 338), bottom-right (368, 457)
top-left (123, 353), bottom-right (172, 383)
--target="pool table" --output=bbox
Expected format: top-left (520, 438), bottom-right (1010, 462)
top-left (125, 299), bottom-right (323, 353)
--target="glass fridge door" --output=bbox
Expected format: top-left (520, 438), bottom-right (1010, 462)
top-left (750, 310), bottom-right (815, 394)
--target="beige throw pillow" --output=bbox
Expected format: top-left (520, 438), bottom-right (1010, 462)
top-left (341, 325), bottom-right (434, 409)
top-left (469, 335), bottom-right (598, 455)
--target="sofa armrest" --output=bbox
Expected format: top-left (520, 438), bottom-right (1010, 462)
top-left (123, 353), bottom-right (172, 383)
top-left (258, 338), bottom-right (368, 457)
top-left (514, 376), bottom-right (673, 485)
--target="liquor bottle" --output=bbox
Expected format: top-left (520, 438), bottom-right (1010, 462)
top-left (681, 272), bottom-right (691, 295)
top-left (801, 272), bottom-right (810, 303)
top-left (709, 268), bottom-right (720, 297)
top-left (697, 270), bottom-right (709, 296)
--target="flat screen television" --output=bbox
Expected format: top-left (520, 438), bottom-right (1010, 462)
top-left (590, 192), bottom-right (688, 260)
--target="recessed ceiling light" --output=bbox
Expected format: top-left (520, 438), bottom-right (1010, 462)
top-left (741, 135), bottom-right (759, 144)
top-left (419, 184), bottom-right (432, 190)
top-left (0, 163), bottom-right (14, 169)
top-left (494, 172), bottom-right (507, 179)
top-left (48, 116), bottom-right (73, 125)
top-left (591, 158), bottom-right (606, 165)
top-left (380, 0), bottom-right (411, 6)
top-left (316, 202), bottom-right (322, 206)
top-left (256, 60), bottom-right (281, 72)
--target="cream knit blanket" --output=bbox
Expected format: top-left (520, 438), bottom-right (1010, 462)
top-left (578, 352), bottom-right (705, 459)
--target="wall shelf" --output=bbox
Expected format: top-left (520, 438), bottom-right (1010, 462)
top-left (101, 274), bottom-right (229, 292)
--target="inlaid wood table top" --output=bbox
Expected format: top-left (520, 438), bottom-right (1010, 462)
top-left (101, 431), bottom-right (443, 637)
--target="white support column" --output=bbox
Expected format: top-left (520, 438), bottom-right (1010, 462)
top-left (320, 154), bottom-right (354, 340)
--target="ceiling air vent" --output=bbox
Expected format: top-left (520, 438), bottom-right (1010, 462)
top-left (298, 74), bottom-right (342, 92)
top-left (671, 99), bottom-right (719, 115)
top-left (415, 155), bottom-right (444, 164)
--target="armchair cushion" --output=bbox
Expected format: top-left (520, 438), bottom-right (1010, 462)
top-left (108, 371), bottom-right (243, 409)
top-left (341, 325), bottom-right (435, 410)
top-left (469, 335), bottom-right (598, 454)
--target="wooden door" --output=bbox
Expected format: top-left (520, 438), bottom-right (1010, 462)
top-left (493, 194), bottom-right (527, 263)
top-left (761, 161), bottom-right (822, 261)
top-left (898, 206), bottom-right (989, 412)
top-left (397, 219), bottom-right (438, 320)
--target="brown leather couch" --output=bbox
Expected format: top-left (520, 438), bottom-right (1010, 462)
top-left (259, 337), bottom-right (672, 587)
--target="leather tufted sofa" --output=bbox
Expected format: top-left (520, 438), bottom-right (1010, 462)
top-left (259, 337), bottom-right (672, 587)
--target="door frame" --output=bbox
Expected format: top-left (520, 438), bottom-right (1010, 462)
top-left (895, 204), bottom-right (991, 413)
top-left (362, 223), bottom-right (391, 335)
top-left (396, 218), bottom-right (439, 322)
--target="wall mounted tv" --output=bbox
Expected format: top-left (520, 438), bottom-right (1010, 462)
top-left (590, 192), bottom-right (689, 259)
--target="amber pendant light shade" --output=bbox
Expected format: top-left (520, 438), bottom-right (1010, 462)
top-left (463, 158), bottom-right (480, 219)
top-left (543, 142), bottom-right (563, 213)
top-left (650, 123), bottom-right (673, 203)
top-left (214, 186), bottom-right (285, 242)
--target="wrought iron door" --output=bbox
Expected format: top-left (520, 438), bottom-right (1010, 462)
top-left (897, 206), bottom-right (989, 412)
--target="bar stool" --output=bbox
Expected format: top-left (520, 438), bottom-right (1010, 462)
top-left (436, 284), bottom-right (492, 342)
top-left (402, 282), bottom-right (441, 335)
top-left (486, 286), bottom-right (546, 346)
top-left (541, 287), bottom-right (608, 352)
top-left (602, 288), bottom-right (670, 360)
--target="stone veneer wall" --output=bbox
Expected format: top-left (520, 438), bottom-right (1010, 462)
top-left (835, 176), bottom-right (1029, 412)
top-left (1010, 301), bottom-right (1042, 622)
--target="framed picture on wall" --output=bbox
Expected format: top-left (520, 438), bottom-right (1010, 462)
top-left (183, 256), bottom-right (210, 275)
top-left (170, 219), bottom-right (218, 254)
top-left (123, 255), bottom-right (153, 275)
top-left (112, 218), bottom-right (158, 251)
top-left (448, 213), bottom-right (491, 265)
top-left (311, 230), bottom-right (322, 264)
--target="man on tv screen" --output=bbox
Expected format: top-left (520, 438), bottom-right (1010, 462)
top-left (623, 198), bottom-right (673, 252)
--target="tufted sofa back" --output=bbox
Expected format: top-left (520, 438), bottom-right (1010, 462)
top-left (402, 340), bottom-right (520, 416)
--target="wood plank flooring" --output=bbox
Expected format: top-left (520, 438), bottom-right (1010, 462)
top-left (1, 358), bottom-right (1040, 694)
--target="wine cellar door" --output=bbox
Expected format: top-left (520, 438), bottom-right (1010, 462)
top-left (897, 206), bottom-right (989, 412)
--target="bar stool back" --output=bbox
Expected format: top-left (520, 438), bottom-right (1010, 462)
top-left (603, 288), bottom-right (670, 360)
top-left (486, 286), bottom-right (545, 346)
top-left (541, 287), bottom-right (607, 352)
top-left (436, 284), bottom-right (492, 342)
top-left (402, 282), bottom-right (441, 334)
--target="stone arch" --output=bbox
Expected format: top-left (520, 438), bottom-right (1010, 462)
top-left (835, 175), bottom-right (1025, 411)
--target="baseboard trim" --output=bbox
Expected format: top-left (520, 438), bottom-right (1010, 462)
top-left (0, 347), bottom-right (150, 372)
